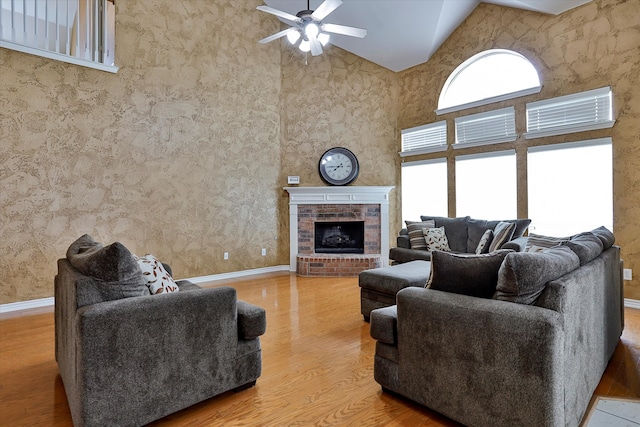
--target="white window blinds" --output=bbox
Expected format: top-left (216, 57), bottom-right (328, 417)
top-left (400, 121), bottom-right (447, 157)
top-left (525, 86), bottom-right (614, 139)
top-left (454, 107), bottom-right (516, 148)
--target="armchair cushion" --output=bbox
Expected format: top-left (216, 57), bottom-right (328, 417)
top-left (426, 249), bottom-right (513, 298)
top-left (591, 226), bottom-right (615, 249)
top-left (495, 246), bottom-right (580, 305)
top-left (66, 234), bottom-right (148, 304)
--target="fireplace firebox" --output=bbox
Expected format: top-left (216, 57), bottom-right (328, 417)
top-left (314, 221), bottom-right (365, 254)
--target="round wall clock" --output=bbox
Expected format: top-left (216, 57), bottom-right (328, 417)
top-left (318, 147), bottom-right (359, 186)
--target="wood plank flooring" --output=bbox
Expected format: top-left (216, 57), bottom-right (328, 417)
top-left (1, 273), bottom-right (639, 426)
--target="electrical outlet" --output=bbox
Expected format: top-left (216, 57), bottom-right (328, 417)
top-left (224, 252), bottom-right (229, 260)
top-left (623, 268), bottom-right (632, 281)
top-left (262, 248), bottom-right (267, 256)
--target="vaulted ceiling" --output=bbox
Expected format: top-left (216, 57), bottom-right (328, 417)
top-left (262, 0), bottom-right (592, 72)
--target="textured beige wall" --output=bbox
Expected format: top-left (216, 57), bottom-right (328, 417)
top-left (0, 0), bottom-right (283, 303)
top-left (1, 0), bottom-right (637, 304)
top-left (397, 0), bottom-right (640, 299)
top-left (278, 45), bottom-right (400, 263)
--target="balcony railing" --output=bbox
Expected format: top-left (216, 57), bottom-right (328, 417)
top-left (0, 0), bottom-right (118, 73)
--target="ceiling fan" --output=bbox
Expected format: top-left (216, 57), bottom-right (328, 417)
top-left (257, 0), bottom-right (367, 56)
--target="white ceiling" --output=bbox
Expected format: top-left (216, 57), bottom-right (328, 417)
top-left (262, 0), bottom-right (592, 72)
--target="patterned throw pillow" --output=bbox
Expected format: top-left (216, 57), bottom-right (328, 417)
top-left (475, 229), bottom-right (494, 254)
top-left (488, 221), bottom-right (516, 252)
top-left (135, 254), bottom-right (179, 294)
top-left (405, 220), bottom-right (436, 250)
top-left (423, 226), bottom-right (451, 252)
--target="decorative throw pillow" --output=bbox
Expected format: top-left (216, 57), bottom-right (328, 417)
top-left (494, 245), bottom-right (580, 305)
top-left (475, 229), bottom-right (494, 254)
top-left (426, 249), bottom-right (513, 298)
top-left (66, 234), bottom-right (149, 303)
top-left (405, 220), bottom-right (436, 250)
top-left (488, 221), bottom-right (516, 252)
top-left (135, 254), bottom-right (179, 294)
top-left (420, 216), bottom-right (470, 253)
top-left (423, 226), bottom-right (451, 252)
top-left (523, 234), bottom-right (568, 252)
top-left (561, 232), bottom-right (603, 266)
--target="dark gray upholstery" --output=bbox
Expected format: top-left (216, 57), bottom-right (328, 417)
top-left (370, 244), bottom-right (623, 427)
top-left (55, 258), bottom-right (266, 427)
top-left (391, 216), bottom-right (530, 264)
top-left (359, 260), bottom-right (431, 321)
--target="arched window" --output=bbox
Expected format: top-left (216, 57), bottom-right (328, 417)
top-left (437, 49), bottom-right (541, 115)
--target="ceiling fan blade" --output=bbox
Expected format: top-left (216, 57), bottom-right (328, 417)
top-left (311, 0), bottom-right (342, 21)
top-left (321, 23), bottom-right (367, 38)
top-left (256, 5), bottom-right (302, 24)
top-left (258, 28), bottom-right (296, 44)
top-left (309, 36), bottom-right (323, 56)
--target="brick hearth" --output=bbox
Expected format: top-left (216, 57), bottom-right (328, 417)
top-left (284, 186), bottom-right (394, 277)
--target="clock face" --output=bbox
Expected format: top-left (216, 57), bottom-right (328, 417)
top-left (318, 147), bottom-right (359, 186)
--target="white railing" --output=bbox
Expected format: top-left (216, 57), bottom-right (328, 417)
top-left (0, 0), bottom-right (117, 73)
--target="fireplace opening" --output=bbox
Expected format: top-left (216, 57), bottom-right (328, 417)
top-left (314, 221), bottom-right (365, 254)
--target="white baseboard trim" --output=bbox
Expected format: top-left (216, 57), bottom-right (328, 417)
top-left (624, 298), bottom-right (640, 310)
top-left (0, 265), bottom-right (291, 314)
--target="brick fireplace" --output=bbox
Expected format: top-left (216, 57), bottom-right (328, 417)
top-left (284, 186), bottom-right (394, 276)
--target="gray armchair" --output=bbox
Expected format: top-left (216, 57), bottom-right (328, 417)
top-left (54, 236), bottom-right (266, 427)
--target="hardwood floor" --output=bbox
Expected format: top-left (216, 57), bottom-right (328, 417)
top-left (1, 273), bottom-right (639, 426)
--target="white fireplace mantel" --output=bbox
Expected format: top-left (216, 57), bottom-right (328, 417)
top-left (284, 186), bottom-right (395, 271)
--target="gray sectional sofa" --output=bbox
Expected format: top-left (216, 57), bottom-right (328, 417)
top-left (369, 227), bottom-right (623, 427)
top-left (389, 216), bottom-right (531, 264)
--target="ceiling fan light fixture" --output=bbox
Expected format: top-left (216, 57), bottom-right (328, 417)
top-left (305, 22), bottom-right (319, 39)
top-left (299, 39), bottom-right (311, 52)
top-left (318, 33), bottom-right (330, 46)
top-left (287, 29), bottom-right (301, 44)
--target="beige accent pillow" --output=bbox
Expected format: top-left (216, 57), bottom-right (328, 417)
top-left (423, 226), bottom-right (451, 252)
top-left (135, 254), bottom-right (179, 295)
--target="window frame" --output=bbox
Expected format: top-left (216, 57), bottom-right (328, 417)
top-left (436, 49), bottom-right (541, 115)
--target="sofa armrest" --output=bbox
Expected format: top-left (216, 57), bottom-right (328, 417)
top-left (501, 236), bottom-right (527, 252)
top-left (397, 234), bottom-right (411, 249)
top-left (395, 287), bottom-right (564, 427)
top-left (370, 305), bottom-right (397, 345)
top-left (237, 300), bottom-right (267, 339)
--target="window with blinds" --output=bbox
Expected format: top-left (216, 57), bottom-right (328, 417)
top-left (0, 0), bottom-right (117, 73)
top-left (524, 87), bottom-right (614, 139)
top-left (400, 120), bottom-right (447, 157)
top-left (454, 107), bottom-right (516, 148)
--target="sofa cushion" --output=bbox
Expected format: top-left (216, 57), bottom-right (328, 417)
top-left (420, 216), bottom-right (470, 252)
top-left (426, 249), bottom-right (513, 298)
top-left (467, 218), bottom-right (531, 252)
top-left (562, 232), bottom-right (603, 266)
top-left (494, 245), bottom-right (580, 305)
top-left (66, 234), bottom-right (149, 301)
top-left (488, 221), bottom-right (516, 252)
top-left (590, 226), bottom-right (615, 249)
top-left (424, 226), bottom-right (451, 252)
top-left (135, 254), bottom-right (179, 294)
top-left (475, 229), bottom-right (494, 254)
top-left (405, 220), bottom-right (435, 250)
